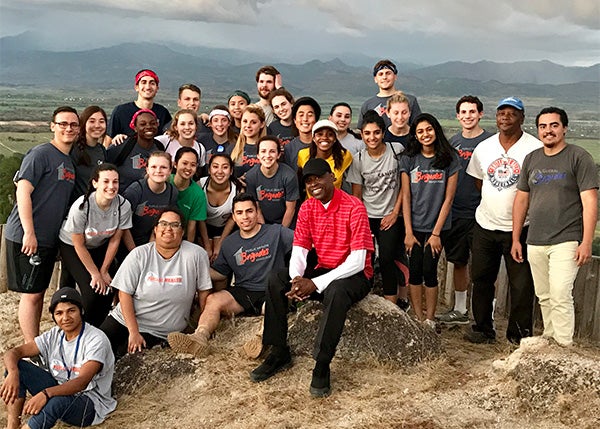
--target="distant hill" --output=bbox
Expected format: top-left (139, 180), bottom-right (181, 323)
top-left (1, 37), bottom-right (598, 109)
top-left (414, 60), bottom-right (600, 85)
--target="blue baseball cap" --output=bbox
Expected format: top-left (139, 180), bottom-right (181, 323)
top-left (497, 96), bottom-right (524, 111)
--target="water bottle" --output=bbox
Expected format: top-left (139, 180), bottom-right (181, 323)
top-left (24, 254), bottom-right (42, 291)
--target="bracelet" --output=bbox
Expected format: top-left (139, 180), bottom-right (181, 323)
top-left (430, 233), bottom-right (440, 237)
top-left (42, 389), bottom-right (51, 400)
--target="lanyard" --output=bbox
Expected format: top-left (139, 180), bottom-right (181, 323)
top-left (59, 323), bottom-right (85, 380)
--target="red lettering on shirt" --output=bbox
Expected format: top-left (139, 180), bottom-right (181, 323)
top-left (258, 189), bottom-right (285, 201)
top-left (240, 247), bottom-right (270, 264)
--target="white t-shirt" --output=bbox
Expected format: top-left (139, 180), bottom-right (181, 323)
top-left (35, 323), bottom-right (117, 425)
top-left (466, 132), bottom-right (542, 231)
top-left (109, 241), bottom-right (212, 338)
top-left (198, 177), bottom-right (237, 228)
top-left (155, 135), bottom-right (206, 167)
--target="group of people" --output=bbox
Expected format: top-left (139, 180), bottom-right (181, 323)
top-left (1, 59), bottom-right (597, 428)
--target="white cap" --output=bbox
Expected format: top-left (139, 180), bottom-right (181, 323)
top-left (312, 119), bottom-right (338, 136)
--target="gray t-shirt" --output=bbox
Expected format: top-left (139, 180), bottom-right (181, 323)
top-left (244, 164), bottom-right (300, 224)
top-left (346, 143), bottom-right (404, 218)
top-left (59, 193), bottom-right (132, 248)
top-left (5, 143), bottom-right (75, 247)
top-left (106, 140), bottom-right (162, 192)
top-left (109, 241), bottom-right (212, 338)
top-left (399, 152), bottom-right (461, 232)
top-left (449, 130), bottom-right (494, 219)
top-left (518, 144), bottom-right (599, 245)
top-left (357, 93), bottom-right (421, 129)
top-left (267, 121), bottom-right (294, 148)
top-left (283, 137), bottom-right (311, 170)
top-left (123, 180), bottom-right (178, 246)
top-left (339, 133), bottom-right (364, 155)
top-left (35, 323), bottom-right (117, 425)
top-left (213, 224), bottom-right (294, 292)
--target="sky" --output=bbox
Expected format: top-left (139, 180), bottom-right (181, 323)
top-left (1, 0), bottom-right (599, 66)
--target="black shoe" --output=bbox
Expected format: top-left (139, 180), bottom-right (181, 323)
top-left (309, 361), bottom-right (331, 398)
top-left (464, 327), bottom-right (496, 344)
top-left (250, 348), bottom-right (292, 382)
top-left (396, 298), bottom-right (410, 312)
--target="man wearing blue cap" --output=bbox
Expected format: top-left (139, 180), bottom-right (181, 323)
top-left (464, 97), bottom-right (542, 344)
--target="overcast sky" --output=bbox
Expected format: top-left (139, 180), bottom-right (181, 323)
top-left (2, 0), bottom-right (599, 66)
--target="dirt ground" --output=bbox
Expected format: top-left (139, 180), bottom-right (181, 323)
top-left (1, 289), bottom-right (598, 429)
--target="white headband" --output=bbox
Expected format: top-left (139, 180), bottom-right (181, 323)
top-left (209, 109), bottom-right (231, 120)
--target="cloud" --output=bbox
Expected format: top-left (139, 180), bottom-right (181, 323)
top-left (1, 0), bottom-right (598, 65)
top-left (5, 0), bottom-right (270, 24)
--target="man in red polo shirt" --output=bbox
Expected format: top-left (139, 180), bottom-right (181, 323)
top-left (250, 158), bottom-right (374, 398)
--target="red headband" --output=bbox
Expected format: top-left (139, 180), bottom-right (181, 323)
top-left (135, 69), bottom-right (159, 85)
top-left (129, 109), bottom-right (158, 130)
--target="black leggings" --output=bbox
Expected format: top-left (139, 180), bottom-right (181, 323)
top-left (59, 242), bottom-right (116, 327)
top-left (369, 217), bottom-right (407, 295)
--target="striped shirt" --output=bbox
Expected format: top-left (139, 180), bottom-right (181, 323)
top-left (294, 189), bottom-right (374, 278)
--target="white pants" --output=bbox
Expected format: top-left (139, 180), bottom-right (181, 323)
top-left (528, 241), bottom-right (579, 346)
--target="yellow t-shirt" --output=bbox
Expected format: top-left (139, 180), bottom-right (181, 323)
top-left (297, 148), bottom-right (353, 189)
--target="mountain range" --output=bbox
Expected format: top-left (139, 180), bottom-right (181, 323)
top-left (1, 33), bottom-right (599, 108)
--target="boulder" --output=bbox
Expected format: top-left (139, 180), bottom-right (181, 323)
top-left (113, 348), bottom-right (197, 396)
top-left (287, 294), bottom-right (443, 366)
top-left (493, 336), bottom-right (600, 422)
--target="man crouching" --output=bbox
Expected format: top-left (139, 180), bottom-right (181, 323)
top-left (168, 193), bottom-right (293, 357)
top-left (1, 288), bottom-right (116, 429)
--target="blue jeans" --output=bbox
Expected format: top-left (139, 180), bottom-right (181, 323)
top-left (15, 359), bottom-right (96, 429)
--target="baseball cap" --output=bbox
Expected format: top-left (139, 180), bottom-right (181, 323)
top-left (497, 97), bottom-right (524, 111)
top-left (49, 288), bottom-right (84, 313)
top-left (312, 119), bottom-right (338, 136)
top-left (302, 158), bottom-right (332, 182)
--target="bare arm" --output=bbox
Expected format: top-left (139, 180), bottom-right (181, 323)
top-left (186, 220), bottom-right (197, 243)
top-left (576, 189), bottom-right (598, 266)
top-left (281, 200), bottom-right (297, 228)
top-left (118, 290), bottom-right (145, 353)
top-left (401, 172), bottom-right (419, 254)
top-left (473, 178), bottom-right (482, 192)
top-left (122, 229), bottom-right (136, 251)
top-left (381, 184), bottom-right (402, 231)
top-left (100, 230), bottom-right (123, 284)
top-left (197, 289), bottom-right (211, 313)
top-left (510, 190), bottom-right (530, 263)
top-left (71, 233), bottom-right (107, 293)
top-left (23, 360), bottom-right (103, 415)
top-left (351, 183), bottom-right (362, 200)
top-left (1, 342), bottom-right (40, 405)
top-left (426, 172), bottom-right (458, 256)
top-left (16, 179), bottom-right (36, 255)
top-left (210, 267), bottom-right (229, 291)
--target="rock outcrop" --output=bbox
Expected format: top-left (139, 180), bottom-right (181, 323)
top-left (288, 294), bottom-right (443, 366)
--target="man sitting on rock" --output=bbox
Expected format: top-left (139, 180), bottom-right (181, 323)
top-left (1, 289), bottom-right (116, 429)
top-left (250, 158), bottom-right (374, 397)
top-left (168, 193), bottom-right (293, 357)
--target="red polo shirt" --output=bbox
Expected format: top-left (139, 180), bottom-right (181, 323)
top-left (294, 188), bottom-right (374, 279)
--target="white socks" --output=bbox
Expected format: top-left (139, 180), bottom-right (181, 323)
top-left (454, 291), bottom-right (468, 314)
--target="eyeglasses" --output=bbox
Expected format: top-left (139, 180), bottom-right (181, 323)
top-left (54, 122), bottom-right (80, 129)
top-left (157, 220), bottom-right (183, 229)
